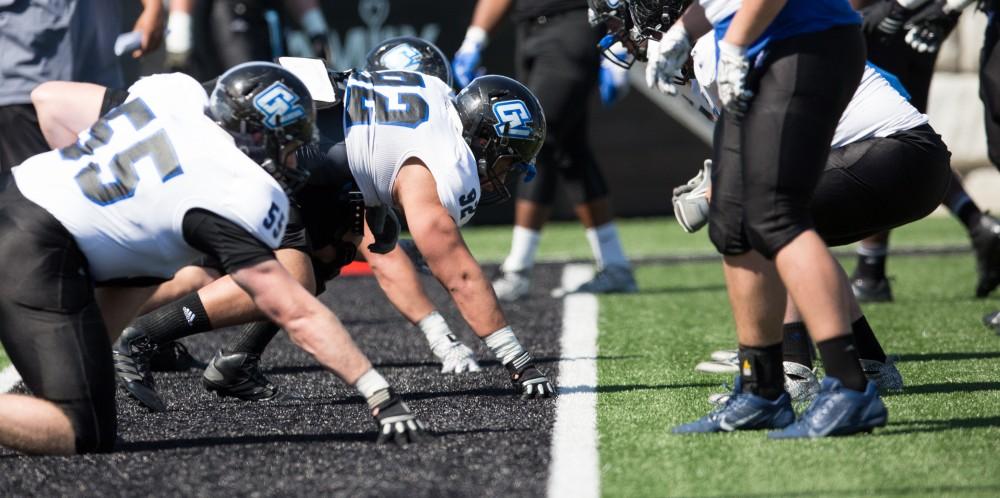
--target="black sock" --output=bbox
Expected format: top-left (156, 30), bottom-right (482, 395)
top-left (738, 342), bottom-right (785, 400)
top-left (139, 292), bottom-right (212, 345)
top-left (854, 246), bottom-right (887, 281)
top-left (851, 316), bottom-right (887, 363)
top-left (951, 196), bottom-right (983, 230)
top-left (782, 322), bottom-right (813, 369)
top-left (228, 321), bottom-right (281, 356)
top-left (816, 335), bottom-right (868, 392)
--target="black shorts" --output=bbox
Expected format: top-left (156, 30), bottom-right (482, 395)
top-left (514, 8), bottom-right (609, 205)
top-left (981, 12), bottom-right (1000, 169)
top-left (0, 174), bottom-right (116, 453)
top-left (0, 104), bottom-right (50, 172)
top-left (708, 25), bottom-right (866, 258)
top-left (812, 124), bottom-right (952, 246)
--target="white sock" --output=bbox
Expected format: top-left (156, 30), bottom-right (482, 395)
top-left (354, 369), bottom-right (390, 409)
top-left (418, 311), bottom-right (455, 358)
top-left (165, 11), bottom-right (192, 54)
top-left (586, 222), bottom-right (628, 269)
top-left (501, 226), bottom-right (541, 273)
top-left (482, 326), bottom-right (525, 365)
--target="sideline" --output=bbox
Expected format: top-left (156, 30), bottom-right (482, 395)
top-left (0, 364), bottom-right (21, 393)
top-left (547, 264), bottom-right (600, 498)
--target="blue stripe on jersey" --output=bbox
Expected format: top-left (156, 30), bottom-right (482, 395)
top-left (867, 62), bottom-right (911, 101)
top-left (714, 0), bottom-right (861, 58)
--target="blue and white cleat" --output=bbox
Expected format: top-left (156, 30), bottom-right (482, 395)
top-left (768, 376), bottom-right (887, 439)
top-left (673, 378), bottom-right (795, 434)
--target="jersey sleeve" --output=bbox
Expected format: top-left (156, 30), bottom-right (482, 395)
top-left (182, 209), bottom-right (276, 273)
top-left (127, 73), bottom-right (208, 120)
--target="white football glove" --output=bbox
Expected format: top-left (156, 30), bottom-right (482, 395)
top-left (645, 23), bottom-right (693, 95)
top-left (437, 341), bottom-right (482, 374)
top-left (672, 159), bottom-right (712, 233)
top-left (716, 40), bottom-right (754, 118)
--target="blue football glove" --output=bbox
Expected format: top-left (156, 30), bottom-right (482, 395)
top-left (453, 27), bottom-right (488, 88)
top-left (599, 54), bottom-right (629, 107)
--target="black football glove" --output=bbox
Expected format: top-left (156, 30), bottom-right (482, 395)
top-left (863, 0), bottom-right (917, 44)
top-left (371, 390), bottom-right (428, 445)
top-left (505, 352), bottom-right (555, 399)
top-left (905, 1), bottom-right (962, 53)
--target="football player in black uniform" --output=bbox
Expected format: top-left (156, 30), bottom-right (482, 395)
top-left (453, 0), bottom-right (638, 302)
top-left (851, 0), bottom-right (1000, 301)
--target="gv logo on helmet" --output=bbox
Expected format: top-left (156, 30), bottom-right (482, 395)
top-left (254, 81), bottom-right (306, 129)
top-left (492, 100), bottom-right (533, 139)
top-left (382, 44), bottom-right (423, 71)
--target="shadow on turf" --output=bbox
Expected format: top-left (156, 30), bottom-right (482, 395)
top-left (266, 355), bottom-right (640, 374)
top-left (692, 483), bottom-right (1000, 497)
top-left (896, 351), bottom-right (1000, 362)
top-left (880, 415), bottom-right (1000, 436)
top-left (630, 284), bottom-right (727, 295)
top-left (884, 381), bottom-right (1000, 396)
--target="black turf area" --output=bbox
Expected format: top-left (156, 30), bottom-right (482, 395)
top-left (0, 264), bottom-right (564, 497)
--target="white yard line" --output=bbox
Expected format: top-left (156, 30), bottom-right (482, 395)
top-left (0, 364), bottom-right (21, 393)
top-left (547, 264), bottom-right (600, 498)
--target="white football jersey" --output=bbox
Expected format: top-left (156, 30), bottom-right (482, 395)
top-left (344, 70), bottom-right (481, 227)
top-left (689, 34), bottom-right (928, 148)
top-left (12, 73), bottom-right (289, 282)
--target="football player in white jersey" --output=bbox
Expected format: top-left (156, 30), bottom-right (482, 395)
top-left (32, 58), bottom-right (556, 411)
top-left (0, 62), bottom-right (427, 455)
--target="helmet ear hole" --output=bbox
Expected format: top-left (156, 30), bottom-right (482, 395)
top-left (454, 75), bottom-right (547, 206)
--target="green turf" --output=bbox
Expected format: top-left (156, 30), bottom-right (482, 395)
top-left (596, 253), bottom-right (1000, 497)
top-left (0, 347), bottom-right (7, 370)
top-left (459, 216), bottom-right (967, 264)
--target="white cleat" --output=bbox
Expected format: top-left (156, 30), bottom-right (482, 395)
top-left (861, 356), bottom-right (904, 392)
top-left (492, 270), bottom-right (532, 301)
top-left (710, 349), bottom-right (738, 362)
top-left (695, 355), bottom-right (739, 374)
top-left (552, 264), bottom-right (638, 297)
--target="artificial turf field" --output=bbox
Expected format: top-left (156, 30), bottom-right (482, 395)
top-left (1, 217), bottom-right (999, 496)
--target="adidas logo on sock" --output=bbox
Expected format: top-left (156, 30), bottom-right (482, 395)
top-left (183, 306), bottom-right (196, 326)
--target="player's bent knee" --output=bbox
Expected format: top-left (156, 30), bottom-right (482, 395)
top-left (59, 399), bottom-right (117, 454)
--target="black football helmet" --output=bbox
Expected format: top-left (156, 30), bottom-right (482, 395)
top-left (208, 61), bottom-right (317, 194)
top-left (454, 75), bottom-right (546, 206)
top-left (365, 36), bottom-right (454, 87)
top-left (589, 0), bottom-right (691, 67)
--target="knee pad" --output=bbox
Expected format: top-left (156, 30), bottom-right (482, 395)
top-left (58, 398), bottom-right (117, 454)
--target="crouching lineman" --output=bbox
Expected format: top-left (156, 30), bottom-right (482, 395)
top-left (664, 31), bottom-right (950, 401)
top-left (34, 55), bottom-right (556, 412)
top-left (599, 0), bottom-right (887, 438)
top-left (0, 64), bottom-right (426, 455)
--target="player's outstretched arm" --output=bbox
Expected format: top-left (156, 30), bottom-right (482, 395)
top-left (30, 81), bottom-right (108, 149)
top-left (394, 160), bottom-right (554, 398)
top-left (231, 258), bottom-right (427, 443)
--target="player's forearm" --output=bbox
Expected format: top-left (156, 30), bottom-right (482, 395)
top-left (470, 0), bottom-right (513, 34)
top-left (366, 246), bottom-right (438, 324)
top-left (722, 0), bottom-right (789, 47)
top-left (679, 3), bottom-right (713, 40)
top-left (424, 245), bottom-right (506, 336)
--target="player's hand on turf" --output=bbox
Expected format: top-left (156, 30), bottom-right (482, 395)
top-left (644, 24), bottom-right (692, 96)
top-left (454, 27), bottom-right (488, 88)
top-left (505, 352), bottom-right (555, 399)
top-left (437, 341), bottom-right (482, 374)
top-left (716, 41), bottom-right (753, 118)
top-left (599, 52), bottom-right (630, 107)
top-left (372, 391), bottom-right (428, 445)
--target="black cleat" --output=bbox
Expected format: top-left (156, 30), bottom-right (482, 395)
top-left (851, 276), bottom-right (893, 303)
top-left (983, 310), bottom-right (1000, 334)
top-left (971, 213), bottom-right (1000, 298)
top-left (113, 326), bottom-right (166, 412)
top-left (202, 350), bottom-right (280, 401)
top-left (149, 341), bottom-right (205, 372)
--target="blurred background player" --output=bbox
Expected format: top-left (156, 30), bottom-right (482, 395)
top-left (0, 0), bottom-right (165, 171)
top-left (452, 0), bottom-right (638, 301)
top-left (165, 0), bottom-right (330, 76)
top-left (849, 0), bottom-right (1000, 301)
